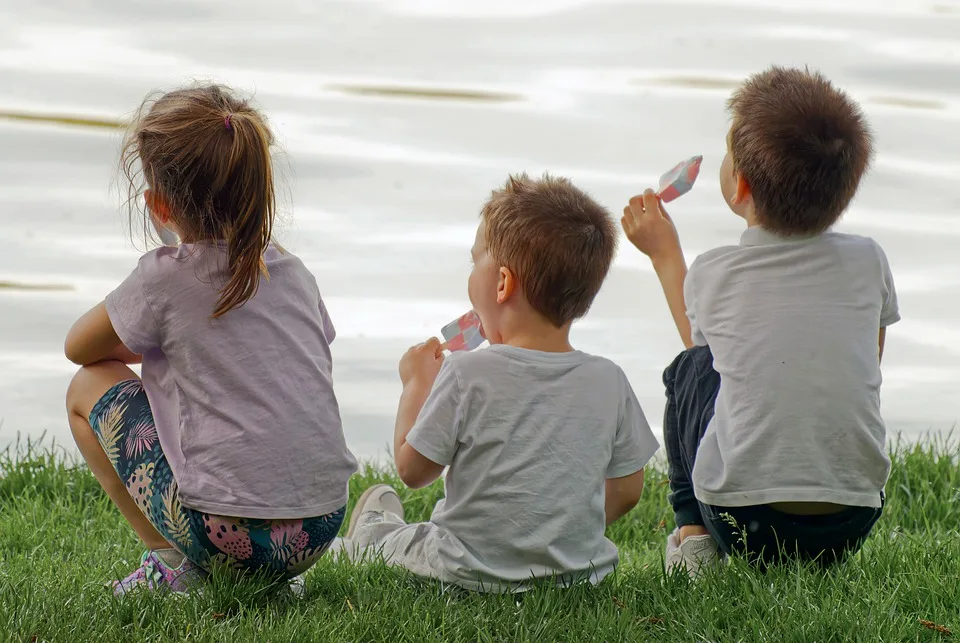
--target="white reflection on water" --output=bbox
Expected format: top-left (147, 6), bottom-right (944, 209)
top-left (0, 0), bottom-right (958, 459)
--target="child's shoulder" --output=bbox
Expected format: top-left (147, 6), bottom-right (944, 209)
top-left (819, 231), bottom-right (888, 254)
top-left (691, 230), bottom-right (888, 272)
top-left (135, 243), bottom-right (313, 281)
top-left (448, 346), bottom-right (628, 385)
top-left (134, 244), bottom-right (193, 276)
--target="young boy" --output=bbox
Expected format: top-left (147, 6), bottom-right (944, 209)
top-left (335, 174), bottom-right (660, 592)
top-left (621, 66), bottom-right (899, 575)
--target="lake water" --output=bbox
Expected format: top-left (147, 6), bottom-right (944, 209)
top-left (1, 0), bottom-right (958, 461)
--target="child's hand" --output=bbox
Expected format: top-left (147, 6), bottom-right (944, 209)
top-left (399, 338), bottom-right (445, 389)
top-left (621, 189), bottom-right (682, 263)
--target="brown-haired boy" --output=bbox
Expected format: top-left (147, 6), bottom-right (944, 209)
top-left (622, 66), bottom-right (899, 574)
top-left (334, 174), bottom-right (660, 592)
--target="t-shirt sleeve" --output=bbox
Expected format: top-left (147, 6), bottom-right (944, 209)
top-left (876, 243), bottom-right (900, 328)
top-left (104, 262), bottom-right (161, 355)
top-left (607, 371), bottom-right (660, 479)
top-left (318, 295), bottom-right (337, 344)
top-left (405, 359), bottom-right (463, 466)
top-left (684, 264), bottom-right (708, 347)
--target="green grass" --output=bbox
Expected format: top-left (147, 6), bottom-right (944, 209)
top-left (2, 438), bottom-right (958, 642)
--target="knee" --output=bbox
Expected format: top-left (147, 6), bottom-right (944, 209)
top-left (66, 362), bottom-right (128, 420)
top-left (65, 366), bottom-right (92, 417)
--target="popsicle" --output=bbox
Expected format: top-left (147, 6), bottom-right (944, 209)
top-left (440, 310), bottom-right (485, 352)
top-left (657, 155), bottom-right (702, 203)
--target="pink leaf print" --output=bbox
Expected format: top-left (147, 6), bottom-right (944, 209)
top-left (125, 420), bottom-right (157, 459)
top-left (269, 520), bottom-right (309, 563)
top-left (117, 379), bottom-right (144, 398)
top-left (204, 515), bottom-right (253, 561)
top-left (125, 462), bottom-right (155, 515)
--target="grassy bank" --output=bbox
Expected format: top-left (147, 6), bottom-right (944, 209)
top-left (2, 440), bottom-right (958, 642)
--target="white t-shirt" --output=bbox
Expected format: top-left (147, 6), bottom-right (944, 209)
top-left (686, 227), bottom-right (900, 508)
top-left (405, 345), bottom-right (659, 592)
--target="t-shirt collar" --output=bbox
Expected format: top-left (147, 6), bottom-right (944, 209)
top-left (739, 226), bottom-right (820, 247)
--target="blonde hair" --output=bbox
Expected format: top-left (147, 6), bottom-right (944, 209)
top-left (481, 174), bottom-right (617, 327)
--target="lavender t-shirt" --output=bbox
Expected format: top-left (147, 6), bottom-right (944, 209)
top-left (105, 243), bottom-right (357, 519)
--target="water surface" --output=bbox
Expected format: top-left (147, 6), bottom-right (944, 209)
top-left (1, 0), bottom-right (958, 459)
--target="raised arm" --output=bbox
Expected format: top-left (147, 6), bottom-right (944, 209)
top-left (652, 253), bottom-right (693, 350)
top-left (622, 190), bottom-right (693, 349)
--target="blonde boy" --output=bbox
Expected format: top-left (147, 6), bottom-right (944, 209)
top-left (337, 175), bottom-right (660, 592)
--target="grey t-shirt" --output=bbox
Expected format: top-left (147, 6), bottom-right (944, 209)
top-left (106, 243), bottom-right (358, 518)
top-left (686, 227), bottom-right (900, 508)
top-left (405, 345), bottom-right (659, 591)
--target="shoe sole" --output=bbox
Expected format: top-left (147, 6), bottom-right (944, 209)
top-left (345, 485), bottom-right (384, 539)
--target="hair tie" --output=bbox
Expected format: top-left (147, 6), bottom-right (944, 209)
top-left (224, 114), bottom-right (233, 130)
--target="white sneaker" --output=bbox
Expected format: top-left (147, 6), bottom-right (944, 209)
top-left (345, 484), bottom-right (405, 538)
top-left (665, 528), bottom-right (720, 578)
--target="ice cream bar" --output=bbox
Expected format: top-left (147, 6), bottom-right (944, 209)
top-left (441, 310), bottom-right (485, 352)
top-left (657, 155), bottom-right (702, 203)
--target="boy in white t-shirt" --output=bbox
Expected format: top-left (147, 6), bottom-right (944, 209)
top-left (621, 66), bottom-right (898, 574)
top-left (333, 174), bottom-right (660, 592)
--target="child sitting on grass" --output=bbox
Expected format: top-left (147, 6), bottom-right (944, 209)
top-left (621, 66), bottom-right (899, 574)
top-left (334, 174), bottom-right (660, 592)
top-left (64, 84), bottom-right (357, 594)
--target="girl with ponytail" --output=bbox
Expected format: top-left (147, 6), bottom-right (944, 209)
top-left (64, 84), bottom-right (357, 593)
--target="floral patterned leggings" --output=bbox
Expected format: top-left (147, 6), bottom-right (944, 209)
top-left (89, 380), bottom-right (345, 579)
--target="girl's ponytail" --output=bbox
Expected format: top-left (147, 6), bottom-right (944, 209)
top-left (120, 84), bottom-right (278, 319)
top-left (211, 110), bottom-right (275, 318)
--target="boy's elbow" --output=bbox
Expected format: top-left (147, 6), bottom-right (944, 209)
top-left (398, 471), bottom-right (428, 490)
top-left (618, 488), bottom-right (643, 515)
top-left (394, 459), bottom-right (426, 489)
top-left (618, 470), bottom-right (646, 508)
top-left (631, 473), bottom-right (645, 503)
top-left (395, 461), bottom-right (417, 488)
top-left (395, 447), bottom-right (443, 490)
top-left (396, 465), bottom-right (432, 490)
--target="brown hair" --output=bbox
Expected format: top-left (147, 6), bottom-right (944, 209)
top-left (727, 66), bottom-right (873, 235)
top-left (481, 173), bottom-right (617, 327)
top-left (121, 84), bottom-right (276, 318)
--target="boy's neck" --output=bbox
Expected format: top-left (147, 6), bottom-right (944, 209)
top-left (498, 316), bottom-right (574, 353)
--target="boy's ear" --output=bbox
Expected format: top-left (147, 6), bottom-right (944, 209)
top-left (144, 189), bottom-right (172, 224)
top-left (497, 266), bottom-right (517, 305)
top-left (732, 174), bottom-right (752, 206)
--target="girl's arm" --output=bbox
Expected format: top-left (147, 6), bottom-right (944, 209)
top-left (64, 302), bottom-right (142, 366)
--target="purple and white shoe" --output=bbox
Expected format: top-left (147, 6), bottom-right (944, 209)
top-left (109, 550), bottom-right (206, 596)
